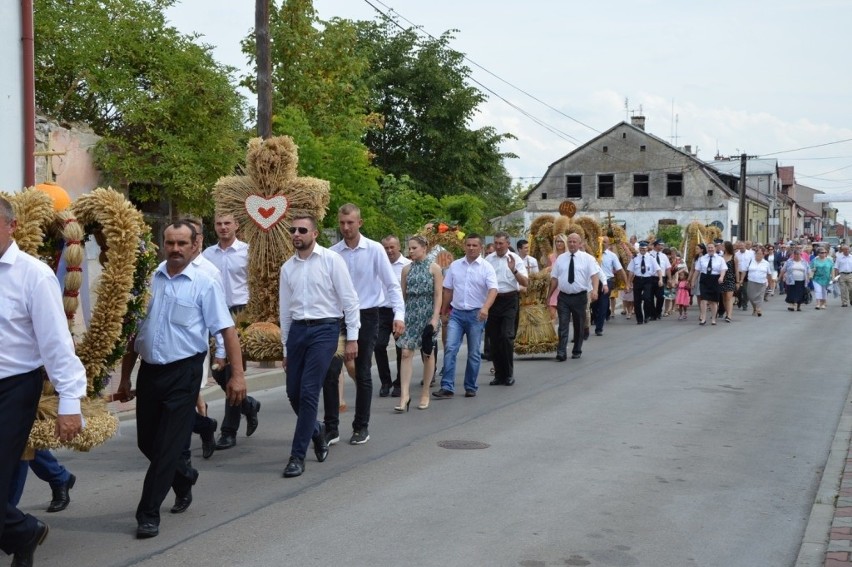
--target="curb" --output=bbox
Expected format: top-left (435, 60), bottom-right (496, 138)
top-left (795, 379), bottom-right (852, 566)
top-left (115, 367), bottom-right (285, 422)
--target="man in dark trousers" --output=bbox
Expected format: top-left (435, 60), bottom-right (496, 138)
top-left (0, 196), bottom-right (86, 566)
top-left (117, 221), bottom-right (246, 539)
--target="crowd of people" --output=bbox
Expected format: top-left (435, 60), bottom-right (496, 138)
top-left (4, 189), bottom-right (852, 565)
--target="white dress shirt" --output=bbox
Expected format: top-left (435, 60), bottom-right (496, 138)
top-left (202, 239), bottom-right (249, 307)
top-left (835, 252), bottom-right (852, 273)
top-left (600, 249), bottom-right (623, 280)
top-left (192, 254), bottom-right (226, 358)
top-left (443, 256), bottom-right (498, 310)
top-left (0, 241), bottom-right (87, 415)
top-left (382, 254), bottom-right (412, 307)
top-left (331, 235), bottom-right (405, 320)
top-left (279, 244), bottom-right (360, 357)
top-left (653, 250), bottom-right (671, 275)
top-left (735, 249), bottom-right (755, 273)
top-left (551, 250), bottom-right (599, 294)
top-left (134, 262), bottom-right (233, 365)
top-left (520, 254), bottom-right (539, 275)
top-left (746, 259), bottom-right (772, 284)
top-left (485, 251), bottom-right (528, 293)
top-left (627, 253), bottom-right (662, 277)
top-left (695, 254), bottom-right (727, 276)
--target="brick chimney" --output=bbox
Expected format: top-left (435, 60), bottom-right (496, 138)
top-left (630, 115), bottom-right (646, 130)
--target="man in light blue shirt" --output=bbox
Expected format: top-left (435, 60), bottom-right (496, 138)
top-left (117, 221), bottom-right (246, 540)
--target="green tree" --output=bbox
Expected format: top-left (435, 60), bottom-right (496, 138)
top-left (356, 21), bottom-right (516, 211)
top-left (35, 0), bottom-right (246, 214)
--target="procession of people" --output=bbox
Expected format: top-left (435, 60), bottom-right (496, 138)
top-left (2, 185), bottom-right (847, 565)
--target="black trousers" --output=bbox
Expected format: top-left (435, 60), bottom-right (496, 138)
top-left (633, 277), bottom-right (653, 323)
top-left (485, 292), bottom-right (519, 382)
top-left (212, 364), bottom-right (257, 436)
top-left (0, 369), bottom-right (43, 555)
top-left (353, 308), bottom-right (380, 431)
top-left (557, 291), bottom-right (587, 357)
top-left (135, 352), bottom-right (205, 526)
top-left (653, 276), bottom-right (667, 318)
top-left (374, 306), bottom-right (402, 388)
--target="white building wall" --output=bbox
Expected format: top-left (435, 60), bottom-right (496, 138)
top-left (0, 3), bottom-right (24, 193)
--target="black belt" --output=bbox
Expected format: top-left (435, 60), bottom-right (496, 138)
top-left (359, 307), bottom-right (379, 314)
top-left (496, 291), bottom-right (518, 298)
top-left (560, 290), bottom-right (587, 297)
top-left (293, 317), bottom-right (341, 326)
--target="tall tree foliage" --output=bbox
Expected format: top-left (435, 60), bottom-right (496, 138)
top-left (35, 0), bottom-right (246, 214)
top-left (357, 21), bottom-right (516, 209)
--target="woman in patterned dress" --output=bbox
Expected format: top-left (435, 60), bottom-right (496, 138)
top-left (720, 241), bottom-right (739, 322)
top-left (395, 236), bottom-right (443, 411)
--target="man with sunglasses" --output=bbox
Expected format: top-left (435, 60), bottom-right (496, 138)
top-left (279, 215), bottom-right (359, 478)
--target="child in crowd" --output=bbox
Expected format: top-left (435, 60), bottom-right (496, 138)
top-left (622, 287), bottom-right (634, 319)
top-left (675, 270), bottom-right (691, 319)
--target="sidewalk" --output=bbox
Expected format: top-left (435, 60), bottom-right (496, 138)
top-left (797, 372), bottom-right (852, 567)
top-left (103, 360), bottom-right (285, 420)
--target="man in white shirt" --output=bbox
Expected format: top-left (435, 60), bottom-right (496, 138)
top-left (548, 233), bottom-right (600, 360)
top-left (434, 234), bottom-right (498, 398)
top-left (833, 244), bottom-right (852, 307)
top-left (199, 215), bottom-right (259, 451)
top-left (517, 239), bottom-right (539, 275)
top-left (202, 213), bottom-right (249, 313)
top-left (0, 196), bottom-right (86, 565)
top-left (484, 232), bottom-right (528, 386)
top-left (330, 204), bottom-right (404, 445)
top-left (375, 235), bottom-right (411, 398)
top-left (592, 237), bottom-right (625, 336)
top-left (626, 241), bottom-right (663, 325)
top-left (651, 239), bottom-right (671, 320)
top-left (734, 241), bottom-right (755, 311)
top-left (279, 214), bottom-right (360, 478)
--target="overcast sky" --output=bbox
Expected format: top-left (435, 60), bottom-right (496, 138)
top-left (166, 0), bottom-right (852, 225)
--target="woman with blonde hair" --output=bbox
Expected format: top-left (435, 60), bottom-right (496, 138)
top-left (395, 236), bottom-right (443, 411)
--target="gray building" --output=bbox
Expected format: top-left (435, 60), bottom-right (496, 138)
top-left (522, 117), bottom-right (751, 240)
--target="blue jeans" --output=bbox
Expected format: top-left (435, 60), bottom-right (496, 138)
top-left (440, 309), bottom-right (485, 393)
top-left (8, 450), bottom-right (71, 507)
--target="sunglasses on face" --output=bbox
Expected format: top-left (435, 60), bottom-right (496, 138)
top-left (288, 226), bottom-right (310, 235)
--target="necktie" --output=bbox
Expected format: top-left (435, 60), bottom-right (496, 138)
top-left (706, 256), bottom-right (712, 274)
top-left (640, 255), bottom-right (646, 274)
top-left (568, 254), bottom-right (575, 284)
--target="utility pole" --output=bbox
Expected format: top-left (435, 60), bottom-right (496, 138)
top-left (256, 0), bottom-right (272, 139)
top-left (738, 153), bottom-right (747, 242)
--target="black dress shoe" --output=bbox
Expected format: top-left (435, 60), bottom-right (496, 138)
top-left (379, 384), bottom-right (391, 397)
top-left (215, 433), bottom-right (236, 450)
top-left (245, 399), bottom-right (261, 437)
top-left (11, 520), bottom-right (48, 567)
top-left (555, 354), bottom-right (567, 361)
top-left (572, 353), bottom-right (581, 359)
top-left (47, 473), bottom-right (75, 513)
top-left (489, 378), bottom-right (505, 386)
top-left (390, 387), bottom-right (401, 397)
top-left (313, 424), bottom-right (329, 462)
top-left (283, 456), bottom-right (305, 478)
top-left (170, 489), bottom-right (192, 514)
top-left (201, 418), bottom-right (217, 459)
top-left (136, 522), bottom-right (159, 539)
top-left (504, 378), bottom-right (515, 386)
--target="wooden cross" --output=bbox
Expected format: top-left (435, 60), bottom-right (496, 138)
top-left (33, 137), bottom-right (66, 182)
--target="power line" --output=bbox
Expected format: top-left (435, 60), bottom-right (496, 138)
top-left (761, 138), bottom-right (852, 157)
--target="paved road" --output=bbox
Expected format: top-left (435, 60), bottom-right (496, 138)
top-left (18, 298), bottom-right (852, 567)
